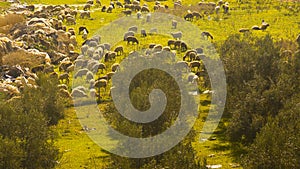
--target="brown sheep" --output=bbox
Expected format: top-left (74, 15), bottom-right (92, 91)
top-left (59, 73), bottom-right (70, 83)
top-left (114, 46), bottom-right (124, 55)
top-left (126, 36), bottom-right (139, 45)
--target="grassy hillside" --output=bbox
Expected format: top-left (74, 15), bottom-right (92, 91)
top-left (14, 0), bottom-right (299, 168)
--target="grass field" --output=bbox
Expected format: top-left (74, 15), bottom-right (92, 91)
top-left (10, 0), bottom-right (300, 168)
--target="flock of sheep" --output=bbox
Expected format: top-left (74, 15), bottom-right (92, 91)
top-left (0, 0), bottom-right (274, 103)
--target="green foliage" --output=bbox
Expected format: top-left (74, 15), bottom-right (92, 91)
top-left (0, 74), bottom-right (64, 169)
top-left (242, 99), bottom-right (300, 169)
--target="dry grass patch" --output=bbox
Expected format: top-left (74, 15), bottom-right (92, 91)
top-left (0, 13), bottom-right (24, 34)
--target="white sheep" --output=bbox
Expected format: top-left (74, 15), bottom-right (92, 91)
top-left (171, 31), bottom-right (182, 40)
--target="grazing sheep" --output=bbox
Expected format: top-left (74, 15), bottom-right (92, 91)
top-left (175, 61), bottom-right (189, 72)
top-left (106, 71), bottom-right (115, 81)
top-left (152, 44), bottom-right (163, 53)
top-left (104, 52), bottom-right (116, 62)
top-left (92, 63), bottom-right (106, 73)
top-left (239, 28), bottom-right (250, 33)
top-left (162, 46), bottom-right (171, 52)
top-left (123, 10), bottom-right (132, 16)
top-left (71, 88), bottom-right (88, 98)
top-left (171, 31), bottom-right (183, 40)
top-left (79, 26), bottom-right (89, 35)
top-left (66, 17), bottom-right (76, 25)
top-left (126, 36), bottom-right (139, 45)
top-left (137, 11), bottom-right (142, 19)
top-left (86, 71), bottom-right (94, 82)
top-left (89, 88), bottom-right (98, 98)
top-left (168, 39), bottom-right (175, 47)
top-left (141, 29), bottom-right (147, 37)
top-left (252, 25), bottom-right (261, 30)
top-left (124, 31), bottom-right (135, 40)
top-left (107, 5), bottom-right (113, 13)
top-left (82, 29), bottom-right (88, 40)
top-left (260, 20), bottom-right (269, 31)
top-left (74, 68), bottom-right (89, 78)
top-left (114, 46), bottom-right (124, 55)
top-left (180, 41), bottom-right (188, 52)
top-left (192, 11), bottom-right (202, 19)
top-left (59, 89), bottom-right (72, 99)
top-left (67, 64), bottom-right (75, 73)
top-left (184, 13), bottom-right (193, 21)
top-left (103, 43), bottom-right (111, 50)
top-left (59, 61), bottom-right (72, 72)
top-left (101, 6), bottom-right (107, 12)
top-left (86, 47), bottom-right (95, 58)
top-left (201, 31), bottom-right (213, 40)
top-left (59, 73), bottom-right (70, 83)
top-left (150, 28), bottom-right (158, 34)
top-left (87, 0), bottom-right (93, 5)
top-left (172, 20), bottom-right (177, 29)
top-left (141, 6), bottom-right (150, 13)
top-left (111, 63), bottom-right (120, 72)
top-left (116, 1), bottom-right (123, 8)
top-left (84, 4), bottom-right (92, 11)
top-left (96, 0), bottom-right (101, 6)
top-left (146, 13), bottom-right (151, 22)
top-left (195, 47), bottom-right (204, 54)
top-left (174, 40), bottom-right (182, 50)
top-left (80, 11), bottom-right (91, 19)
top-left (94, 79), bottom-right (107, 92)
top-left (189, 61), bottom-right (201, 71)
top-left (223, 3), bottom-right (229, 14)
top-left (81, 45), bottom-right (89, 54)
top-left (128, 26), bottom-right (138, 33)
top-left (58, 84), bottom-right (68, 91)
top-left (215, 5), bottom-right (221, 14)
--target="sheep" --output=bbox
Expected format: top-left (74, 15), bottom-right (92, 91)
top-left (71, 88), bottom-right (88, 98)
top-left (260, 20), bottom-right (269, 31)
top-left (103, 43), bottom-right (111, 51)
top-left (252, 25), bottom-right (261, 30)
top-left (94, 79), bottom-right (107, 92)
top-left (128, 26), bottom-right (138, 33)
top-left (111, 63), bottom-right (120, 72)
top-left (123, 31), bottom-right (135, 40)
top-left (86, 47), bottom-right (95, 58)
top-left (83, 4), bottom-right (91, 11)
top-left (59, 73), bottom-right (70, 83)
top-left (195, 48), bottom-right (204, 54)
top-left (172, 20), bottom-right (177, 29)
top-left (87, 60), bottom-right (99, 70)
top-left (107, 5), bottom-right (113, 13)
top-left (201, 31), bottom-right (213, 40)
top-left (106, 71), bottom-right (115, 81)
top-left (75, 59), bottom-right (88, 68)
top-left (223, 3), bottom-right (229, 14)
top-left (58, 88), bottom-right (72, 99)
top-left (171, 31), bottom-right (182, 40)
top-left (150, 28), bottom-right (158, 34)
top-left (141, 6), bottom-right (150, 13)
top-left (123, 10), bottom-right (132, 16)
top-left (81, 45), bottom-right (89, 54)
top-left (137, 11), bottom-right (142, 19)
top-left (89, 88), bottom-right (98, 98)
top-left (180, 41), bottom-right (188, 52)
top-left (215, 5), bottom-right (221, 14)
top-left (58, 84), bottom-right (68, 91)
top-left (74, 68), bottom-right (89, 78)
top-left (101, 6), bottom-right (107, 12)
top-left (168, 39), bottom-right (175, 48)
top-left (114, 46), bottom-right (124, 55)
top-left (175, 61), bottom-right (189, 72)
top-left (86, 71), bottom-right (94, 82)
top-left (162, 46), bottom-right (171, 52)
top-left (126, 36), bottom-right (139, 45)
top-left (116, 1), bottom-right (123, 8)
top-left (59, 61), bottom-right (72, 72)
top-left (192, 11), bottom-right (202, 19)
top-left (82, 29), bottom-right (88, 40)
top-left (187, 73), bottom-right (199, 84)
top-left (67, 65), bottom-right (75, 73)
top-left (80, 11), bottom-right (91, 19)
top-left (141, 29), bottom-right (147, 37)
top-left (239, 28), bottom-right (250, 33)
top-left (92, 63), bottom-right (106, 73)
top-left (66, 17), bottom-right (76, 25)
top-left (31, 65), bottom-right (45, 73)
top-left (146, 13), bottom-right (151, 22)
top-left (79, 26), bottom-right (89, 35)
top-left (189, 61), bottom-right (201, 71)
top-left (104, 52), bottom-right (116, 62)
top-left (70, 35), bottom-right (77, 46)
top-left (87, 0), bottom-right (93, 5)
top-left (184, 13), bottom-right (193, 21)
top-left (152, 44), bottom-right (163, 53)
